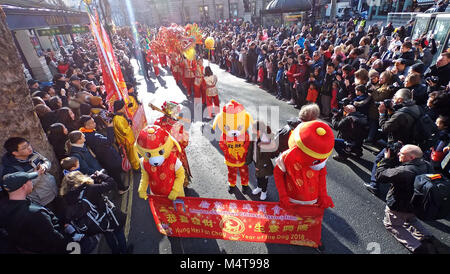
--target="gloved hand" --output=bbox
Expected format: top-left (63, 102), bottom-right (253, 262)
top-left (168, 189), bottom-right (179, 201)
top-left (317, 195), bottom-right (334, 209)
top-left (72, 233), bottom-right (85, 242)
top-left (139, 191), bottom-right (148, 200)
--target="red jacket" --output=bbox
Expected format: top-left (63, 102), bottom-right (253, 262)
top-left (286, 63), bottom-right (300, 83)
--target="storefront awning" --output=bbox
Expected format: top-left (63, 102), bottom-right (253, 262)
top-left (2, 4), bottom-right (89, 30)
top-left (262, 0), bottom-right (332, 14)
top-left (416, 0), bottom-right (436, 6)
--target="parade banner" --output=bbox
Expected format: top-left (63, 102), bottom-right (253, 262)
top-left (87, 9), bottom-right (131, 117)
top-left (148, 195), bottom-right (324, 248)
top-left (132, 104), bottom-right (147, 137)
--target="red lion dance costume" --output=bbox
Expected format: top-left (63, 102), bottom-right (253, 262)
top-left (274, 121), bottom-right (335, 209)
top-left (213, 100), bottom-right (253, 193)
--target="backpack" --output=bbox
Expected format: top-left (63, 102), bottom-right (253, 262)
top-left (410, 174), bottom-right (450, 221)
top-left (397, 106), bottom-right (437, 149)
top-left (65, 187), bottom-right (120, 235)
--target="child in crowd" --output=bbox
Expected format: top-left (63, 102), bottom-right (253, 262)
top-left (331, 81), bottom-right (340, 110)
top-left (60, 157), bottom-right (80, 176)
top-left (306, 82), bottom-right (319, 104)
top-left (276, 61), bottom-right (285, 100)
top-left (247, 120), bottom-right (277, 201)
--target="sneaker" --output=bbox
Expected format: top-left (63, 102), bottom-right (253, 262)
top-left (260, 191), bottom-right (267, 201)
top-left (118, 186), bottom-right (130, 195)
top-left (288, 99), bottom-right (296, 105)
top-left (364, 182), bottom-right (379, 195)
top-left (252, 187), bottom-right (262, 195)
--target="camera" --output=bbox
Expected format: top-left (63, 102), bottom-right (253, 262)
top-left (426, 76), bottom-right (439, 84)
top-left (386, 141), bottom-right (403, 158)
top-left (338, 98), bottom-right (352, 108)
top-left (375, 99), bottom-right (394, 110)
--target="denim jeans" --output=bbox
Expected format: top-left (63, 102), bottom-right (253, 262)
top-left (370, 148), bottom-right (386, 186)
top-left (104, 226), bottom-right (127, 254)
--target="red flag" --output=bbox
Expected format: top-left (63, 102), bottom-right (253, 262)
top-left (88, 9), bottom-right (131, 117)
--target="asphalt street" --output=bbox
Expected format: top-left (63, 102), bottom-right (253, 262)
top-left (114, 58), bottom-right (450, 254)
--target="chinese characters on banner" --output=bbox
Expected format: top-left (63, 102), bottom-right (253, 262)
top-left (148, 195), bottom-right (324, 248)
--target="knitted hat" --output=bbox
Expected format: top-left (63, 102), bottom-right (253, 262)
top-left (136, 125), bottom-right (170, 150)
top-left (292, 121), bottom-right (334, 160)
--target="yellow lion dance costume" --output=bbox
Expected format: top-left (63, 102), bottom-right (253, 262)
top-left (135, 125), bottom-right (185, 200)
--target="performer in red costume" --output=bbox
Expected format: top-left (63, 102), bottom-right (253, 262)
top-left (154, 101), bottom-right (192, 187)
top-left (193, 55), bottom-right (204, 101)
top-left (136, 125), bottom-right (185, 201)
top-left (213, 100), bottom-right (254, 194)
top-left (159, 53), bottom-right (167, 67)
top-left (182, 56), bottom-right (196, 98)
top-left (273, 120), bottom-right (335, 209)
top-left (169, 53), bottom-right (181, 84)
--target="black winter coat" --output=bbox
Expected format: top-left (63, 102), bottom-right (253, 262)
top-left (376, 157), bottom-right (434, 212)
top-left (83, 127), bottom-right (122, 170)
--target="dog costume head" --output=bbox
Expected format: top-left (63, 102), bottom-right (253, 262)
top-left (287, 121), bottom-right (335, 170)
top-left (212, 100), bottom-right (253, 138)
top-left (135, 125), bottom-right (181, 167)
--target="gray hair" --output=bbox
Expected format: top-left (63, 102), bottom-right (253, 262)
top-left (299, 103), bottom-right (320, 122)
top-left (394, 88), bottom-right (412, 102)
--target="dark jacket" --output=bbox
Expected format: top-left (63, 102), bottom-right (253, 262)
top-left (379, 102), bottom-right (421, 143)
top-left (320, 73), bottom-right (336, 96)
top-left (1, 152), bottom-right (51, 176)
top-left (274, 118), bottom-right (301, 154)
top-left (332, 111), bottom-right (369, 144)
top-left (69, 145), bottom-right (103, 175)
top-left (352, 94), bottom-right (371, 116)
top-left (0, 199), bottom-right (69, 253)
top-left (424, 63), bottom-right (450, 88)
top-left (82, 127), bottom-right (122, 170)
top-left (246, 134), bottom-right (277, 178)
top-left (62, 173), bottom-right (116, 219)
top-left (409, 84), bottom-right (428, 107)
top-left (376, 157), bottom-right (434, 212)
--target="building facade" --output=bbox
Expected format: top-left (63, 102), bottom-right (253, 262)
top-left (109, 0), bottom-right (273, 26)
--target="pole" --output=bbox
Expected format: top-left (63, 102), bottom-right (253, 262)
top-left (228, 0), bottom-right (231, 20)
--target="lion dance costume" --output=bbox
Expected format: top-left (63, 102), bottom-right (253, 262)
top-left (273, 121), bottom-right (335, 209)
top-left (136, 125), bottom-right (185, 200)
top-left (213, 100), bottom-right (253, 192)
top-left (154, 101), bottom-right (192, 187)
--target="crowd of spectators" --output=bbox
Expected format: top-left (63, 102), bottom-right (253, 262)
top-left (200, 19), bottom-right (450, 170)
top-left (0, 33), bottom-right (138, 254)
top-left (198, 19), bottom-right (450, 253)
